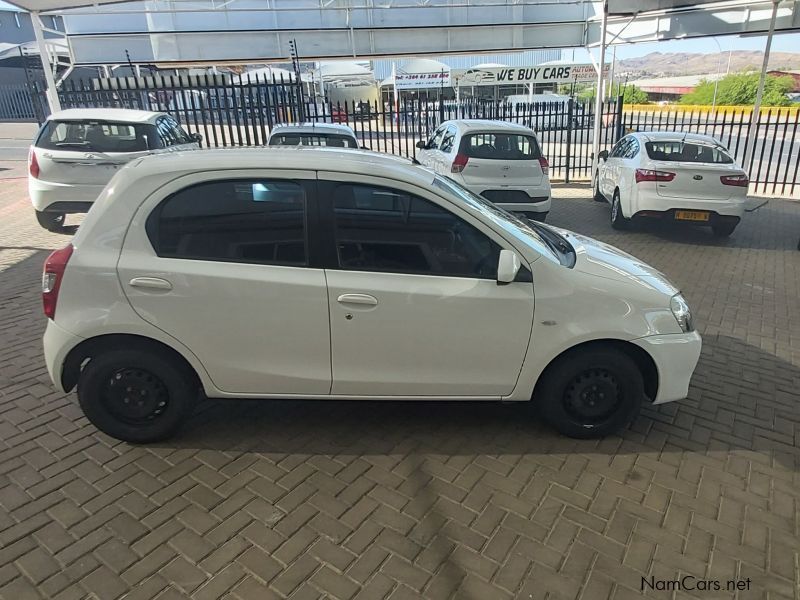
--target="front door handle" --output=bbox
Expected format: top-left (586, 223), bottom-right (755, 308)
top-left (129, 277), bottom-right (173, 290)
top-left (337, 293), bottom-right (378, 306)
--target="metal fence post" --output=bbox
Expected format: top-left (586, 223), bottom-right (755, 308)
top-left (565, 98), bottom-right (574, 184)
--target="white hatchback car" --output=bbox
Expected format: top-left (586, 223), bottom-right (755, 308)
top-left (416, 120), bottom-right (551, 221)
top-left (42, 148), bottom-right (700, 443)
top-left (595, 131), bottom-right (748, 236)
top-left (267, 122), bottom-right (359, 148)
top-left (29, 108), bottom-right (201, 231)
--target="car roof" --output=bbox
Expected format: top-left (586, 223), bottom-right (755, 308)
top-left (127, 146), bottom-right (429, 185)
top-left (441, 119), bottom-right (536, 135)
top-left (634, 131), bottom-right (722, 145)
top-left (269, 122), bottom-right (356, 136)
top-left (48, 108), bottom-right (164, 124)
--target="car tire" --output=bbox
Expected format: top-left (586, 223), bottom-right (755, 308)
top-left (610, 191), bottom-right (629, 230)
top-left (35, 210), bottom-right (66, 232)
top-left (536, 346), bottom-right (644, 439)
top-left (593, 174), bottom-right (605, 202)
top-left (77, 348), bottom-right (198, 443)
top-left (711, 221), bottom-right (737, 237)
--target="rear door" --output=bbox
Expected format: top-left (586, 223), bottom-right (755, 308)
top-left (458, 131), bottom-right (544, 187)
top-left (117, 170), bottom-right (332, 395)
top-left (33, 119), bottom-right (148, 188)
top-left (647, 141), bottom-right (738, 200)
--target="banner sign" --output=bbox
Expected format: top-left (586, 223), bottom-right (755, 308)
top-left (394, 70), bottom-right (451, 90)
top-left (451, 64), bottom-right (608, 87)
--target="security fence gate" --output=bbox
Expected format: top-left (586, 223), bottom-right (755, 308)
top-left (7, 74), bottom-right (799, 195)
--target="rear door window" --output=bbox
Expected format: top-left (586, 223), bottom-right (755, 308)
top-left (462, 133), bottom-right (541, 160)
top-left (146, 179), bottom-right (308, 266)
top-left (645, 141), bottom-right (733, 164)
top-left (35, 120), bottom-right (156, 153)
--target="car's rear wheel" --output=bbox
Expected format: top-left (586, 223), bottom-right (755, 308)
top-left (536, 346), bottom-right (644, 438)
top-left (610, 191), bottom-right (629, 230)
top-left (711, 221), bottom-right (737, 237)
top-left (77, 348), bottom-right (197, 443)
top-left (35, 210), bottom-right (66, 232)
top-left (593, 174), bottom-right (605, 202)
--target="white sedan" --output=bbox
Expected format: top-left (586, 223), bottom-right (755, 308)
top-left (594, 131), bottom-right (748, 237)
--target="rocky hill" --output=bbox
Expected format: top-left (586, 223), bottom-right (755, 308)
top-left (617, 51), bottom-right (800, 77)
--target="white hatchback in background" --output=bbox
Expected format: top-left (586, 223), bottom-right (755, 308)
top-left (416, 120), bottom-right (552, 221)
top-left (42, 147), bottom-right (700, 444)
top-left (594, 131), bottom-right (748, 236)
top-left (29, 108), bottom-right (201, 232)
top-left (267, 122), bottom-right (360, 148)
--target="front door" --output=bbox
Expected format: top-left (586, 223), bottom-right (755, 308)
top-left (318, 174), bottom-right (535, 397)
top-left (117, 171), bottom-right (331, 395)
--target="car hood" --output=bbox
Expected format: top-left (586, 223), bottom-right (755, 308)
top-left (549, 226), bottom-right (679, 296)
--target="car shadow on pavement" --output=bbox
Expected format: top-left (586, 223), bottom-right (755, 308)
top-left (550, 195), bottom-right (799, 252)
top-left (165, 334), bottom-right (799, 475)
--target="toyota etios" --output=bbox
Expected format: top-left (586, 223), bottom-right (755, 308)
top-left (42, 148), bottom-right (701, 443)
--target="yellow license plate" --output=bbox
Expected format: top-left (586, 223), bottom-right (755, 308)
top-left (675, 210), bottom-right (710, 222)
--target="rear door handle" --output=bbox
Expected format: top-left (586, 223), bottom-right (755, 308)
top-left (129, 277), bottom-right (173, 290)
top-left (337, 293), bottom-right (378, 306)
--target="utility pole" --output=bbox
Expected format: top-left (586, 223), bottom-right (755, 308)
top-left (289, 39), bottom-right (306, 121)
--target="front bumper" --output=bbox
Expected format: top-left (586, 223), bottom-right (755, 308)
top-left (632, 330), bottom-right (702, 404)
top-left (43, 320), bottom-right (84, 393)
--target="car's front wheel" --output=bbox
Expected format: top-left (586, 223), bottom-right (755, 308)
top-left (610, 191), bottom-right (630, 230)
top-left (536, 346), bottom-right (644, 438)
top-left (77, 348), bottom-right (198, 443)
top-left (35, 210), bottom-right (66, 232)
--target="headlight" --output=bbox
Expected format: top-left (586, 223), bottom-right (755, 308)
top-left (670, 293), bottom-right (694, 332)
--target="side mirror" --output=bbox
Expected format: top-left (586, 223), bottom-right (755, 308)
top-left (416, 141), bottom-right (428, 149)
top-left (597, 150), bottom-right (608, 161)
top-left (497, 249), bottom-right (522, 284)
top-left (190, 132), bottom-right (203, 144)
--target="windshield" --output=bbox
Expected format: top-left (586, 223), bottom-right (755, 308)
top-left (645, 141), bottom-right (733, 164)
top-left (462, 133), bottom-right (542, 160)
top-left (36, 120), bottom-right (156, 153)
top-left (432, 175), bottom-right (560, 262)
top-left (269, 133), bottom-right (358, 148)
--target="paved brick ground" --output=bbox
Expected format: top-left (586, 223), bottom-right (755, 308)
top-left (0, 165), bottom-right (798, 600)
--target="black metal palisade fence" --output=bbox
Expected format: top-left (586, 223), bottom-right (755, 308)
top-left (5, 74), bottom-right (797, 195)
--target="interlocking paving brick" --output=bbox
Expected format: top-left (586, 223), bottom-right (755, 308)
top-left (0, 171), bottom-right (799, 599)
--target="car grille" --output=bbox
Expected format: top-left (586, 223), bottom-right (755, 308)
top-left (480, 190), bottom-right (547, 204)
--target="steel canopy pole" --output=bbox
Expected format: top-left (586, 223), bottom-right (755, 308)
top-left (31, 11), bottom-right (61, 114)
top-left (744, 0), bottom-right (779, 170)
top-left (592, 0), bottom-right (608, 171)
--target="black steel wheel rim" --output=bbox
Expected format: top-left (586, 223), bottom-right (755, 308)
top-left (102, 368), bottom-right (169, 425)
top-left (563, 368), bottom-right (621, 425)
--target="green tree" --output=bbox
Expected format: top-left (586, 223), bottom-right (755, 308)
top-left (575, 83), bottom-right (648, 104)
top-left (679, 72), bottom-right (793, 106)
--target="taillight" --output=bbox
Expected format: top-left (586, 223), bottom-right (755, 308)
top-left (635, 169), bottom-right (675, 183)
top-left (452, 153), bottom-right (469, 173)
top-left (720, 174), bottom-right (749, 187)
top-left (29, 147), bottom-right (40, 179)
top-left (42, 244), bottom-right (73, 320)
top-left (538, 156), bottom-right (549, 176)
